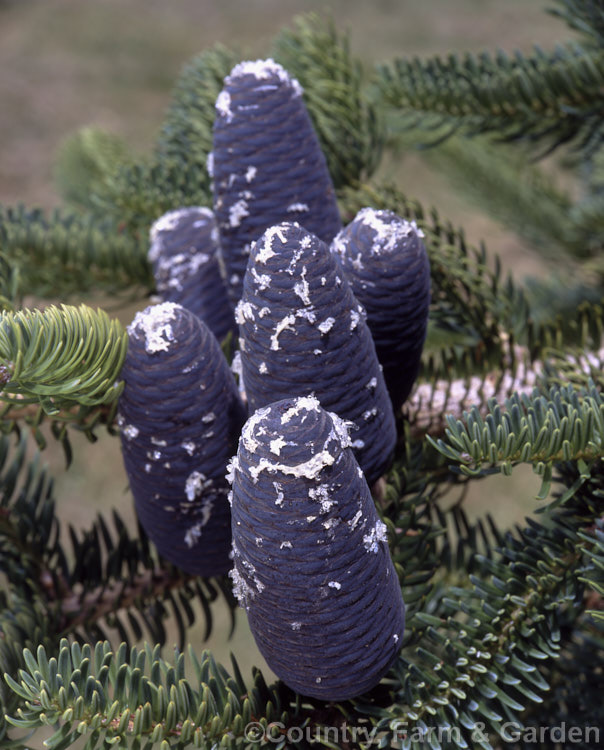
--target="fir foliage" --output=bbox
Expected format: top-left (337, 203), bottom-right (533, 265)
top-left (376, 41), bottom-right (604, 156)
top-left (95, 160), bottom-right (213, 235)
top-left (0, 205), bottom-right (151, 296)
top-left (0, 253), bottom-right (20, 313)
top-left (429, 381), bottom-right (603, 501)
top-left (156, 45), bottom-right (238, 172)
top-left (390, 132), bottom-right (577, 258)
top-left (376, 0), bottom-right (604, 282)
top-left (568, 146), bottom-right (604, 259)
top-left (549, 0), bottom-right (604, 45)
top-left (54, 127), bottom-right (132, 213)
top-left (0, 304), bottom-right (127, 414)
top-left (0, 428), bottom-right (236, 741)
top-left (1, 3), bottom-right (604, 749)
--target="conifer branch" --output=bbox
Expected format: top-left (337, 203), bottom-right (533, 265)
top-left (549, 0), bottom-right (604, 47)
top-left (578, 521), bottom-right (604, 621)
top-left (0, 253), bottom-right (20, 313)
top-left (0, 304), bottom-right (127, 416)
top-left (56, 566), bottom-right (196, 633)
top-left (523, 616), bottom-right (604, 731)
top-left (427, 382), bottom-right (604, 510)
top-left (5, 496), bottom-right (598, 749)
top-left (0, 205), bottom-right (151, 296)
top-left (156, 45), bottom-right (238, 169)
top-left (406, 337), bottom-right (604, 439)
top-left (391, 131), bottom-right (578, 258)
top-left (5, 640), bottom-right (289, 749)
top-left (407, 345), bottom-right (543, 439)
top-left (54, 127), bottom-right (132, 212)
top-left (372, 482), bottom-right (601, 747)
top-left (97, 160), bottom-right (213, 235)
top-left (0, 593), bottom-right (55, 742)
top-left (53, 511), bottom-right (236, 646)
top-left (376, 43), bottom-right (604, 155)
top-left (566, 146), bottom-right (604, 261)
top-left (569, 195), bottom-right (604, 259)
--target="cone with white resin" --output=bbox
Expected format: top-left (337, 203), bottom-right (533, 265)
top-left (332, 208), bottom-right (430, 410)
top-left (229, 396), bottom-right (405, 700)
top-left (237, 221), bottom-right (396, 485)
top-left (148, 207), bottom-right (235, 341)
top-left (212, 58), bottom-right (342, 305)
top-left (118, 302), bottom-right (246, 576)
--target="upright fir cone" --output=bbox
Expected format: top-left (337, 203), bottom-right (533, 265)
top-left (211, 58), bottom-right (342, 305)
top-left (237, 222), bottom-right (396, 485)
top-left (148, 207), bottom-right (235, 341)
top-left (228, 396), bottom-right (405, 700)
top-left (118, 302), bottom-right (246, 576)
top-left (332, 208), bottom-right (431, 410)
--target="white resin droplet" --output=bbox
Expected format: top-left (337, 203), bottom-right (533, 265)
top-left (128, 302), bottom-right (180, 354)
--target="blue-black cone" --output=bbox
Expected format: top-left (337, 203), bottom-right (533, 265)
top-left (148, 207), bottom-right (235, 341)
top-left (228, 395), bottom-right (405, 701)
top-left (211, 58), bottom-right (342, 305)
top-left (118, 302), bottom-right (246, 576)
top-left (332, 208), bottom-right (431, 410)
top-left (237, 221), bottom-right (395, 485)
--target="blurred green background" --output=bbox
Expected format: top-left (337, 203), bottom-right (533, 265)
top-left (0, 0), bottom-right (566, 727)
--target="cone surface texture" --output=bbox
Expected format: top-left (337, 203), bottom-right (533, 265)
top-left (149, 207), bottom-right (234, 341)
top-left (119, 302), bottom-right (245, 576)
top-left (332, 208), bottom-right (430, 410)
top-left (212, 58), bottom-right (342, 305)
top-left (237, 221), bottom-right (396, 485)
top-left (229, 396), bottom-right (405, 700)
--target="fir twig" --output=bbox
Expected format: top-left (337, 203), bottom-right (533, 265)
top-left (0, 304), bottom-right (127, 415)
top-left (0, 204), bottom-right (151, 296)
top-left (376, 43), bottom-right (604, 156)
top-left (427, 381), bottom-right (603, 511)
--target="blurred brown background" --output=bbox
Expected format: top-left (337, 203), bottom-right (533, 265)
top-left (0, 0), bottom-right (565, 716)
